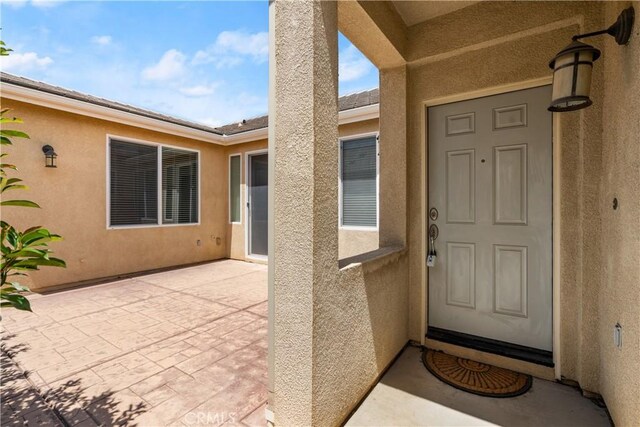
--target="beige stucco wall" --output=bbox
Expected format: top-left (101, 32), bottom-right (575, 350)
top-left (269, 0), bottom-right (636, 424)
top-left (597, 2), bottom-right (640, 424)
top-left (1, 99), bottom-right (228, 291)
top-left (225, 118), bottom-right (380, 263)
top-left (0, 97), bottom-right (380, 290)
top-left (270, 1), bottom-right (408, 425)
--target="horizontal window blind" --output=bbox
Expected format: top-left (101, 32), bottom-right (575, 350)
top-left (162, 147), bottom-right (198, 224)
top-left (341, 136), bottom-right (377, 227)
top-left (229, 155), bottom-right (241, 223)
top-left (110, 140), bottom-right (158, 226)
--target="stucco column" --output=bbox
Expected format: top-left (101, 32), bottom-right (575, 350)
top-left (268, 0), bottom-right (339, 425)
top-left (379, 66), bottom-right (407, 247)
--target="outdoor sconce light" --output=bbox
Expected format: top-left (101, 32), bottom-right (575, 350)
top-left (42, 145), bottom-right (57, 168)
top-left (548, 6), bottom-right (634, 112)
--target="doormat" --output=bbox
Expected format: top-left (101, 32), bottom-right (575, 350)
top-left (422, 349), bottom-right (532, 398)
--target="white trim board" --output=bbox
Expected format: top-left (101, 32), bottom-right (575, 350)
top-left (338, 131), bottom-right (380, 231)
top-left (228, 153), bottom-right (243, 224)
top-left (244, 149), bottom-right (269, 261)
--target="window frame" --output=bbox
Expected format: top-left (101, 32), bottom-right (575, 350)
top-left (338, 132), bottom-right (379, 231)
top-left (106, 134), bottom-right (201, 229)
top-left (228, 153), bottom-right (242, 224)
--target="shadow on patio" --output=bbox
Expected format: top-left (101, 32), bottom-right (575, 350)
top-left (0, 260), bottom-right (268, 427)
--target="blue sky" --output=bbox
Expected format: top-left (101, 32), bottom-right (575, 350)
top-left (0, 0), bottom-right (378, 127)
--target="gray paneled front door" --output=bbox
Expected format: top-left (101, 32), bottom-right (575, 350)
top-left (427, 86), bottom-right (553, 351)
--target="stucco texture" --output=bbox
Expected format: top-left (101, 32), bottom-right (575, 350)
top-left (342, 1), bottom-right (637, 425)
top-left (1, 99), bottom-right (228, 291)
top-left (597, 2), bottom-right (640, 424)
top-left (270, 1), bottom-right (408, 425)
top-left (225, 120), bottom-right (381, 263)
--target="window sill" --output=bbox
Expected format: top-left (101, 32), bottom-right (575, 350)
top-left (338, 245), bottom-right (406, 273)
top-left (339, 226), bottom-right (379, 231)
top-left (107, 222), bottom-right (200, 230)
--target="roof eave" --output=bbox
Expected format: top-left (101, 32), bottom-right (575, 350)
top-left (1, 82), bottom-right (380, 146)
top-left (223, 103), bottom-right (380, 144)
top-left (1, 82), bottom-right (226, 145)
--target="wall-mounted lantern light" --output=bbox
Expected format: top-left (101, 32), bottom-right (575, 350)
top-left (42, 145), bottom-right (57, 168)
top-left (549, 7), bottom-right (634, 112)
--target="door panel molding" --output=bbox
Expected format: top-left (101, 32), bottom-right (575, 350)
top-left (446, 112), bottom-right (475, 136)
top-left (493, 103), bottom-right (528, 130)
top-left (494, 244), bottom-right (528, 318)
top-left (446, 242), bottom-right (476, 309)
top-left (446, 149), bottom-right (475, 224)
top-left (494, 144), bottom-right (528, 225)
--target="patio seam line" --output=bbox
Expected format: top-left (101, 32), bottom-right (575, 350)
top-left (136, 277), bottom-right (266, 311)
top-left (24, 266), bottom-right (264, 325)
top-left (138, 266), bottom-right (265, 288)
top-left (27, 305), bottom-right (251, 386)
top-left (23, 282), bottom-right (178, 326)
top-left (26, 282), bottom-right (247, 334)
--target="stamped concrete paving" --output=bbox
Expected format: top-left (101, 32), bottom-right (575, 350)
top-left (1, 260), bottom-right (268, 426)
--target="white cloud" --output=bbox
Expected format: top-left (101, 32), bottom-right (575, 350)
top-left (192, 30), bottom-right (268, 68)
top-left (91, 35), bottom-right (112, 46)
top-left (339, 44), bottom-right (373, 83)
top-left (141, 49), bottom-right (186, 82)
top-left (215, 30), bottom-right (268, 60)
top-left (1, 51), bottom-right (53, 72)
top-left (0, 0), bottom-right (27, 8)
top-left (179, 83), bottom-right (219, 97)
top-left (31, 0), bottom-right (65, 7)
top-left (0, 0), bottom-right (65, 8)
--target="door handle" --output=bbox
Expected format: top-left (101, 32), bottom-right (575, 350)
top-left (429, 224), bottom-right (439, 241)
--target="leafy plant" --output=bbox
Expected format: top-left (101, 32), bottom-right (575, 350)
top-left (1, 41), bottom-right (66, 312)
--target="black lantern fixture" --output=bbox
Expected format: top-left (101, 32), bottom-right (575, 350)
top-left (549, 7), bottom-right (634, 112)
top-left (42, 145), bottom-right (57, 168)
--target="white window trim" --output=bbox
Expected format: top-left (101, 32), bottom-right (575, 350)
top-left (228, 153), bottom-right (242, 224)
top-left (106, 134), bottom-right (201, 229)
top-left (338, 131), bottom-right (380, 231)
top-left (244, 149), bottom-right (269, 261)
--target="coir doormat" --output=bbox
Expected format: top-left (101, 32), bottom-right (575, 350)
top-left (422, 349), bottom-right (532, 398)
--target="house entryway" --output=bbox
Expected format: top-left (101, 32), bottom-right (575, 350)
top-left (345, 347), bottom-right (610, 426)
top-left (426, 86), bottom-right (553, 362)
top-left (247, 152), bottom-right (268, 259)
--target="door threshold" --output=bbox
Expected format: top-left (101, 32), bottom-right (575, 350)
top-left (427, 327), bottom-right (553, 367)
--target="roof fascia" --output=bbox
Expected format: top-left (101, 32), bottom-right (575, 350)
top-left (2, 82), bottom-right (380, 146)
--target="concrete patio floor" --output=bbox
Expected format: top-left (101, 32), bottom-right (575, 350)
top-left (1, 260), bottom-right (268, 427)
top-left (346, 346), bottom-right (612, 427)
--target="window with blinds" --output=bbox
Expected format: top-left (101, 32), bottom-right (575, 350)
top-left (109, 139), bottom-right (199, 227)
top-left (110, 140), bottom-right (158, 226)
top-left (229, 155), bottom-right (241, 223)
top-left (341, 136), bottom-right (378, 228)
top-left (162, 147), bottom-right (198, 224)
